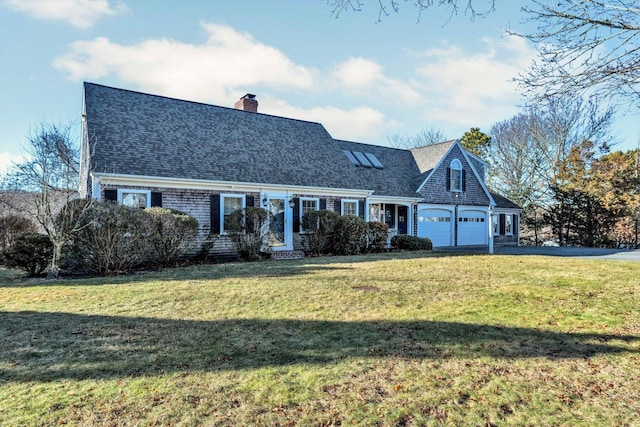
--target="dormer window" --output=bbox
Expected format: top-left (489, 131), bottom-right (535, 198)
top-left (450, 159), bottom-right (462, 192)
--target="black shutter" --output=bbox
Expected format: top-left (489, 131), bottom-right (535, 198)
top-left (246, 194), bottom-right (254, 207)
top-left (499, 214), bottom-right (506, 235)
top-left (462, 170), bottom-right (466, 191)
top-left (210, 194), bottom-right (220, 234)
top-left (292, 197), bottom-right (300, 232)
top-left (151, 192), bottom-right (162, 207)
top-left (446, 167), bottom-right (451, 191)
top-left (358, 200), bottom-right (365, 219)
top-left (319, 198), bottom-right (327, 210)
top-left (334, 199), bottom-right (342, 214)
top-left (513, 214), bottom-right (518, 235)
top-left (104, 189), bottom-right (117, 201)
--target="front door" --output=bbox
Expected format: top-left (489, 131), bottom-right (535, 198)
top-left (398, 206), bottom-right (408, 234)
top-left (267, 195), bottom-right (292, 250)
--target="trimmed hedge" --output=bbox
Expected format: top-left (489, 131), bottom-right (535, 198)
top-left (366, 221), bottom-right (389, 253)
top-left (331, 215), bottom-right (367, 255)
top-left (226, 207), bottom-right (270, 261)
top-left (390, 234), bottom-right (433, 251)
top-left (301, 210), bottom-right (340, 255)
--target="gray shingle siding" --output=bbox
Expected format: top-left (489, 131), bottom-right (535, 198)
top-left (418, 144), bottom-right (490, 206)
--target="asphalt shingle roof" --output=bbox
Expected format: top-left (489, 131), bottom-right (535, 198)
top-left (84, 83), bottom-right (423, 197)
top-left (83, 82), bottom-right (521, 210)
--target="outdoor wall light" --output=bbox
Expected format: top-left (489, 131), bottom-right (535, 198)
top-left (289, 198), bottom-right (295, 209)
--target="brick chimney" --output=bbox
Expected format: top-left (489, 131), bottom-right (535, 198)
top-left (234, 94), bottom-right (258, 113)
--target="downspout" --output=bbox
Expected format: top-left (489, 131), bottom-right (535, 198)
top-left (488, 205), bottom-right (494, 255)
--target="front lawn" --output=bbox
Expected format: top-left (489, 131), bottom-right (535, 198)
top-left (1, 252), bottom-right (638, 426)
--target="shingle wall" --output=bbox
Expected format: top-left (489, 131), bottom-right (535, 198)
top-left (418, 144), bottom-right (490, 206)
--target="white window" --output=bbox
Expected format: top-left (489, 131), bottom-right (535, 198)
top-left (505, 214), bottom-right (513, 235)
top-left (221, 194), bottom-right (245, 234)
top-left (118, 189), bottom-right (150, 209)
top-left (450, 159), bottom-right (462, 192)
top-left (341, 200), bottom-right (358, 216)
top-left (300, 197), bottom-right (319, 232)
top-left (493, 214), bottom-right (499, 236)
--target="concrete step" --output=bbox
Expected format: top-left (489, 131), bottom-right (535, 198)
top-left (270, 250), bottom-right (305, 260)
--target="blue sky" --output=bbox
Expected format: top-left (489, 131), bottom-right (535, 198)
top-left (1, 0), bottom-right (638, 175)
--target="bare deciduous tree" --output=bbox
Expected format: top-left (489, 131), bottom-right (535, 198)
top-left (387, 127), bottom-right (446, 149)
top-left (1, 122), bottom-right (93, 277)
top-left (488, 96), bottom-right (616, 245)
top-left (515, 0), bottom-right (640, 104)
top-left (328, 0), bottom-right (495, 23)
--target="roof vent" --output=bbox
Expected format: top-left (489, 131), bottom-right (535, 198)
top-left (234, 93), bottom-right (258, 113)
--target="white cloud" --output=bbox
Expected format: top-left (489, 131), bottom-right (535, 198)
top-left (0, 152), bottom-right (22, 177)
top-left (416, 34), bottom-right (537, 130)
top-left (332, 57), bottom-right (422, 104)
top-left (3, 0), bottom-right (127, 29)
top-left (264, 95), bottom-right (389, 142)
top-left (53, 23), bottom-right (316, 104)
top-left (333, 57), bottom-right (383, 89)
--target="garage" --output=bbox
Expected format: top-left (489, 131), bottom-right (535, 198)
top-left (457, 209), bottom-right (487, 246)
top-left (417, 208), bottom-right (453, 246)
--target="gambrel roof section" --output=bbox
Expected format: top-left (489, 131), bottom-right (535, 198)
top-left (83, 83), bottom-right (423, 197)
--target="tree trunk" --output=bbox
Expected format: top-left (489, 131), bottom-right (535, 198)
top-left (49, 239), bottom-right (64, 279)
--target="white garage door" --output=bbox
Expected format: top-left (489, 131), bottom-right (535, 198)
top-left (457, 210), bottom-right (487, 245)
top-left (417, 209), bottom-right (453, 246)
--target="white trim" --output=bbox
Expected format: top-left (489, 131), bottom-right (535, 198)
top-left (264, 193), bottom-right (293, 250)
top-left (220, 193), bottom-right (246, 235)
top-left (455, 141), bottom-right (496, 207)
top-left (414, 140), bottom-right (496, 207)
top-left (117, 188), bottom-right (151, 208)
top-left (91, 172), bottom-right (372, 198)
top-left (299, 197), bottom-right (319, 233)
top-left (341, 199), bottom-right (359, 216)
top-left (368, 195), bottom-right (422, 204)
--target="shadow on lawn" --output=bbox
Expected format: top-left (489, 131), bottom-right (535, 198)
top-left (1, 311), bottom-right (637, 382)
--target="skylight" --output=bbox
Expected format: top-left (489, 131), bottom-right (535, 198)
top-left (353, 151), bottom-right (373, 167)
top-left (343, 150), bottom-right (360, 166)
top-left (365, 152), bottom-right (384, 168)
top-left (342, 150), bottom-right (384, 169)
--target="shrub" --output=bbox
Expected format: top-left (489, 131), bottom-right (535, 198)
top-left (144, 207), bottom-right (199, 265)
top-left (390, 234), bottom-right (433, 251)
top-left (3, 233), bottom-right (52, 276)
top-left (226, 207), bottom-right (270, 261)
top-left (301, 210), bottom-right (340, 255)
top-left (73, 202), bottom-right (151, 275)
top-left (331, 215), bottom-right (367, 255)
top-left (0, 215), bottom-right (37, 254)
top-left (365, 221), bottom-right (389, 253)
top-left (194, 227), bottom-right (219, 263)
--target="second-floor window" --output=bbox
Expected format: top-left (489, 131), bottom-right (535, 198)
top-left (450, 159), bottom-right (462, 192)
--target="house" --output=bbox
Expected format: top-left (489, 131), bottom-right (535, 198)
top-left (80, 82), bottom-right (521, 258)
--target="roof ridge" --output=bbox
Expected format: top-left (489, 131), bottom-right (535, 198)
top-left (333, 139), bottom-right (411, 152)
top-left (83, 81), bottom-right (329, 129)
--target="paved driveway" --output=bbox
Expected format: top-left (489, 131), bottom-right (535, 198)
top-left (435, 245), bottom-right (640, 261)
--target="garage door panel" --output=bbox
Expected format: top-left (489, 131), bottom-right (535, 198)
top-left (418, 209), bottom-right (452, 246)
top-left (457, 210), bottom-right (487, 245)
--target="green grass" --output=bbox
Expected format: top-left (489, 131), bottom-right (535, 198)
top-left (1, 251), bottom-right (638, 426)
